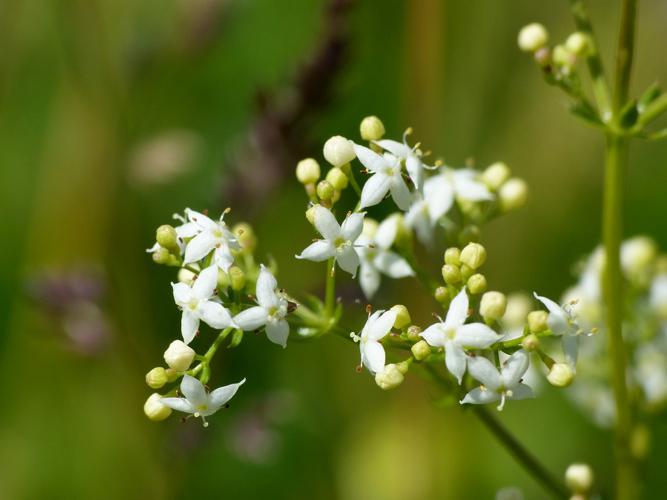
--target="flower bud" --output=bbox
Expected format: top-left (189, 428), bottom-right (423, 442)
top-left (316, 180), bottom-right (335, 201)
top-left (295, 158), bottom-right (321, 184)
top-left (323, 135), bottom-right (355, 167)
top-left (146, 367), bottom-right (168, 389)
top-left (564, 463), bottom-right (593, 494)
top-left (152, 246), bottom-right (172, 265)
top-left (164, 368), bottom-right (179, 382)
top-left (326, 167), bottom-right (349, 190)
top-left (411, 340), bottom-right (431, 361)
top-left (534, 47), bottom-right (551, 66)
top-left (553, 44), bottom-right (575, 69)
top-left (518, 23), bottom-right (548, 52)
top-left (232, 222), bottom-right (257, 253)
top-left (217, 269), bottom-right (230, 288)
top-left (406, 325), bottom-right (422, 342)
top-left (547, 362), bottom-right (575, 387)
top-left (458, 225), bottom-right (481, 246)
top-left (481, 162), bottom-right (511, 190)
top-left (360, 116), bottom-right (386, 141)
top-left (442, 264), bottom-right (462, 285)
top-left (565, 32), bottom-right (588, 56)
top-left (527, 310), bottom-right (549, 333)
top-left (522, 333), bottom-right (540, 352)
top-left (228, 266), bottom-right (246, 291)
top-left (391, 304), bottom-right (411, 329)
top-left (460, 242), bottom-right (487, 270)
top-left (178, 267), bottom-right (196, 285)
top-left (144, 393), bottom-right (172, 421)
top-left (434, 286), bottom-right (449, 304)
top-left (375, 364), bottom-right (405, 390)
top-left (163, 340), bottom-right (196, 372)
top-left (460, 264), bottom-right (474, 281)
top-left (480, 291), bottom-right (507, 321)
top-left (156, 225), bottom-right (179, 251)
top-left (622, 236), bottom-right (657, 283)
top-left (499, 178), bottom-right (528, 212)
top-left (305, 205), bottom-right (317, 225)
top-left (467, 273), bottom-right (487, 294)
top-left (504, 293), bottom-right (531, 328)
top-left (444, 247), bottom-right (461, 266)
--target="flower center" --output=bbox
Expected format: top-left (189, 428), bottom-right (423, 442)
top-left (445, 327), bottom-right (457, 340)
top-left (187, 298), bottom-right (200, 310)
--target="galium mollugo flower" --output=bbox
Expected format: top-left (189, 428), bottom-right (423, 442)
top-left (182, 208), bottom-right (241, 271)
top-left (172, 265), bottom-right (235, 344)
top-left (353, 143), bottom-right (412, 210)
top-left (233, 265), bottom-right (290, 348)
top-left (534, 292), bottom-right (585, 367)
top-left (351, 309), bottom-right (397, 374)
top-left (161, 375), bottom-right (246, 427)
top-left (296, 205), bottom-right (364, 277)
top-left (374, 129), bottom-right (434, 193)
top-left (420, 288), bottom-right (500, 383)
top-left (460, 349), bottom-right (534, 410)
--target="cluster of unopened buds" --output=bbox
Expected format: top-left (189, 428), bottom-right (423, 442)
top-left (142, 115), bottom-right (593, 428)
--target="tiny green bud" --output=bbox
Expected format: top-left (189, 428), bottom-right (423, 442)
top-left (552, 44), bottom-right (575, 68)
top-left (232, 222), bottom-right (257, 253)
top-left (411, 340), bottom-right (431, 361)
top-left (391, 304), bottom-right (411, 329)
top-left (144, 393), bottom-right (172, 421)
top-left (375, 363), bottom-right (405, 390)
top-left (499, 178), bottom-right (528, 212)
top-left (178, 267), bottom-right (196, 285)
top-left (434, 286), bottom-right (449, 304)
top-left (444, 247), bottom-right (461, 266)
top-left (145, 367), bottom-right (168, 389)
top-left (547, 362), bottom-right (575, 387)
top-left (442, 264), bottom-right (462, 285)
top-left (565, 32), bottom-right (588, 56)
top-left (518, 23), bottom-right (549, 52)
top-left (460, 242), bottom-right (487, 270)
top-left (217, 269), bottom-right (230, 288)
top-left (460, 264), bottom-right (474, 281)
top-left (163, 340), bottom-right (196, 372)
top-left (323, 135), bottom-right (356, 167)
top-left (467, 273), bottom-right (487, 294)
top-left (480, 291), bottom-right (507, 321)
top-left (326, 167), bottom-right (349, 190)
top-left (406, 325), bottom-right (422, 342)
top-left (316, 180), bottom-right (335, 201)
top-left (156, 225), bottom-right (179, 251)
top-left (565, 463), bottom-right (593, 494)
top-left (522, 333), bottom-right (540, 352)
top-left (164, 368), bottom-right (179, 383)
top-left (359, 115), bottom-right (386, 141)
top-left (458, 225), bottom-right (481, 246)
top-left (296, 158), bottom-right (321, 184)
top-left (481, 162), bottom-right (511, 190)
top-left (305, 205), bottom-right (317, 225)
top-left (152, 246), bottom-right (171, 265)
top-left (229, 266), bottom-right (246, 291)
top-left (527, 310), bottom-right (549, 333)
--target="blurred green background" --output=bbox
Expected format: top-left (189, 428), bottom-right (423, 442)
top-left (2, 0), bottom-right (667, 498)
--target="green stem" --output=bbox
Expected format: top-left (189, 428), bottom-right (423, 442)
top-left (324, 258), bottom-right (336, 317)
top-left (637, 92), bottom-right (667, 126)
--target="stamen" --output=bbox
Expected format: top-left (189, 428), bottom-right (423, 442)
top-left (496, 392), bottom-right (506, 411)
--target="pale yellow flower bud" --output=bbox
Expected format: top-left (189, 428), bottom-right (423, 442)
top-left (146, 367), bottom-right (168, 389)
top-left (360, 116), bottom-right (386, 141)
top-left (499, 178), bottom-right (528, 212)
top-left (460, 242), bottom-right (487, 270)
top-left (326, 167), bottom-right (349, 190)
top-left (565, 463), bottom-right (593, 494)
top-left (296, 158), bottom-right (321, 184)
top-left (163, 340), bottom-right (196, 372)
top-left (144, 393), bottom-right (172, 421)
top-left (518, 23), bottom-right (549, 52)
top-left (547, 363), bottom-right (575, 387)
top-left (480, 291), bottom-right (507, 321)
top-left (482, 162), bottom-right (511, 190)
top-left (323, 135), bottom-right (355, 167)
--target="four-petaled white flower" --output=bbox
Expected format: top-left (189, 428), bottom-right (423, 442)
top-left (375, 131), bottom-right (434, 193)
top-left (351, 309), bottom-right (397, 374)
top-left (182, 208), bottom-right (241, 271)
top-left (161, 374), bottom-right (246, 426)
top-left (420, 288), bottom-right (500, 383)
top-left (172, 265), bottom-right (235, 344)
top-left (296, 205), bottom-right (364, 277)
top-left (534, 292), bottom-right (584, 367)
top-left (460, 350), bottom-right (534, 410)
top-left (353, 143), bottom-right (412, 210)
top-left (233, 265), bottom-right (290, 348)
top-left (357, 216), bottom-right (414, 298)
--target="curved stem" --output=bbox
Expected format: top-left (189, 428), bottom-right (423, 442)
top-left (324, 258), bottom-right (336, 317)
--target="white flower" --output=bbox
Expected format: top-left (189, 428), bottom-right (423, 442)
top-left (353, 143), bottom-right (412, 210)
top-left (233, 265), bottom-right (290, 348)
top-left (460, 350), bottom-right (534, 410)
top-left (161, 375), bottom-right (245, 427)
top-left (650, 274), bottom-right (667, 318)
top-left (172, 265), bottom-right (235, 344)
top-left (351, 309), bottom-right (397, 374)
top-left (356, 216), bottom-right (414, 298)
top-left (182, 208), bottom-right (241, 271)
top-left (420, 288), bottom-right (500, 383)
top-left (375, 130), bottom-right (434, 193)
top-left (534, 292), bottom-right (584, 366)
top-left (295, 205), bottom-right (364, 277)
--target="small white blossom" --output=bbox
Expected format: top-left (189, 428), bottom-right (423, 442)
top-left (296, 205), bottom-right (364, 277)
top-left (375, 130), bottom-right (434, 193)
top-left (353, 144), bottom-right (412, 210)
top-left (182, 208), bottom-right (241, 271)
top-left (461, 350), bottom-right (534, 410)
top-left (351, 309), bottom-right (397, 374)
top-left (233, 265), bottom-right (290, 348)
top-left (172, 265), bottom-right (235, 344)
top-left (534, 292), bottom-right (584, 366)
top-left (356, 216), bottom-right (414, 298)
top-left (161, 375), bottom-right (245, 427)
top-left (421, 288), bottom-right (500, 383)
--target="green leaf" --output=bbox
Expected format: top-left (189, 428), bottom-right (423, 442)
top-left (569, 100), bottom-right (603, 128)
top-left (619, 98), bottom-right (639, 128)
top-left (638, 82), bottom-right (661, 112)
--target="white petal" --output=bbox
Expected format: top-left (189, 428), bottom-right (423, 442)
top-left (509, 383), bottom-right (534, 400)
top-left (360, 172), bottom-right (392, 209)
top-left (375, 139), bottom-right (411, 158)
top-left (192, 265), bottom-right (218, 299)
top-left (175, 221), bottom-right (200, 239)
top-left (405, 203), bottom-right (433, 246)
top-left (533, 292), bottom-right (569, 335)
top-left (368, 309), bottom-right (396, 341)
top-left (181, 311), bottom-right (200, 344)
top-left (213, 246), bottom-right (235, 271)
top-left (456, 323), bottom-right (500, 348)
top-left (374, 251), bottom-right (414, 278)
top-left (389, 176), bottom-right (412, 210)
top-left (444, 288), bottom-right (469, 329)
top-left (186, 208), bottom-right (218, 231)
top-left (198, 301), bottom-right (233, 329)
top-left (256, 265), bottom-right (279, 309)
top-left (420, 323), bottom-right (445, 347)
top-left (234, 306), bottom-right (268, 331)
top-left (406, 155), bottom-right (424, 192)
top-left (266, 319), bottom-right (289, 348)
top-left (341, 212), bottom-right (365, 242)
top-left (460, 387), bottom-right (500, 405)
top-left (562, 335), bottom-right (579, 367)
top-left (353, 143), bottom-right (386, 172)
top-left (500, 349), bottom-right (530, 387)
top-left (313, 205), bottom-right (341, 240)
top-left (336, 246), bottom-right (360, 277)
top-left (209, 378), bottom-right (246, 409)
top-left (180, 375), bottom-right (208, 407)
top-left (160, 397), bottom-right (194, 413)
top-left (375, 215), bottom-right (399, 249)
top-left (172, 282), bottom-right (191, 306)
top-left (468, 355), bottom-right (501, 389)
top-left (453, 176), bottom-right (493, 201)
top-left (359, 264), bottom-right (381, 299)
top-left (424, 176), bottom-right (454, 222)
top-left (362, 340), bottom-right (386, 374)
top-left (183, 230), bottom-right (217, 264)
top-left (296, 240), bottom-right (336, 262)
top-left (445, 343), bottom-right (468, 384)
top-left (533, 292), bottom-right (565, 316)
